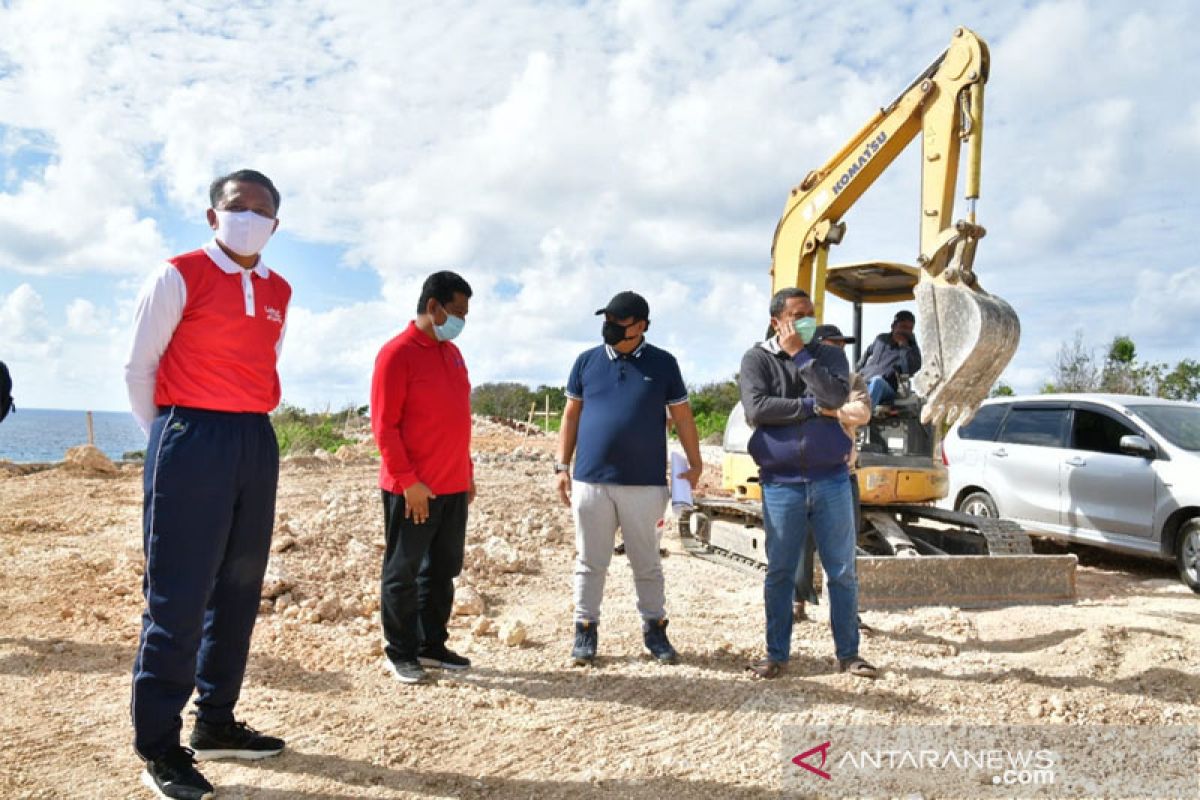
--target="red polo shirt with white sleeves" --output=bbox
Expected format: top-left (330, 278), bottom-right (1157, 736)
top-left (125, 240), bottom-right (291, 435)
top-left (371, 321), bottom-right (473, 496)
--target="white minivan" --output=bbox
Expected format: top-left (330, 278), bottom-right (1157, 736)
top-left (941, 394), bottom-right (1200, 592)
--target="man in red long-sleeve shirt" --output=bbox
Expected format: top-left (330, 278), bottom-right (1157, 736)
top-left (371, 271), bottom-right (475, 685)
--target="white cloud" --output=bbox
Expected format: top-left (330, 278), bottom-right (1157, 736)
top-left (1, 0), bottom-right (1198, 410)
top-left (1129, 266), bottom-right (1200, 346)
top-left (65, 298), bottom-right (109, 336)
top-left (0, 284), bottom-right (131, 411)
top-left (1, 283), bottom-right (52, 346)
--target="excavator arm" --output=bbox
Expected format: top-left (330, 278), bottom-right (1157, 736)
top-left (770, 27), bottom-right (1019, 426)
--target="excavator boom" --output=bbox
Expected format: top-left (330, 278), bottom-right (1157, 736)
top-left (770, 26), bottom-right (1019, 426)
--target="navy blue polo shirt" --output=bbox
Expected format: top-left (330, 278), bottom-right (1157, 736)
top-left (566, 340), bottom-right (689, 486)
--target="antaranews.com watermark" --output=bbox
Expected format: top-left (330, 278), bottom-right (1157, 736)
top-left (782, 725), bottom-right (1198, 798)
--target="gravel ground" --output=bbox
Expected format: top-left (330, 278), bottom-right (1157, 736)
top-left (1, 421), bottom-right (1196, 798)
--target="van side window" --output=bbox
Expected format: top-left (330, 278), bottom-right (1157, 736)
top-left (997, 408), bottom-right (1068, 447)
top-left (1071, 409), bottom-right (1137, 455)
top-left (957, 404), bottom-right (1007, 441)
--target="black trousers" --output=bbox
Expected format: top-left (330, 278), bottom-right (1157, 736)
top-left (795, 473), bottom-right (860, 603)
top-left (380, 490), bottom-right (468, 662)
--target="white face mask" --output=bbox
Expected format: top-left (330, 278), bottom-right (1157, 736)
top-left (213, 210), bottom-right (276, 257)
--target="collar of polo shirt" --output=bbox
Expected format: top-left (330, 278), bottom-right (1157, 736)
top-left (604, 339), bottom-right (647, 360)
top-left (204, 239), bottom-right (270, 279)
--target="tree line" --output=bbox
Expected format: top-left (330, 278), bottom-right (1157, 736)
top-left (992, 333), bottom-right (1200, 400)
top-left (471, 379), bottom-right (742, 439)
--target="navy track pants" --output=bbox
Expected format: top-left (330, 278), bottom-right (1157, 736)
top-left (131, 406), bottom-right (278, 760)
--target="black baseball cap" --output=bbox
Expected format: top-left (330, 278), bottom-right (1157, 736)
top-left (814, 324), bottom-right (855, 344)
top-left (595, 291), bottom-right (649, 321)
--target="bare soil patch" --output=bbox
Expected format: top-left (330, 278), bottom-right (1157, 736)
top-left (1, 422), bottom-right (1195, 798)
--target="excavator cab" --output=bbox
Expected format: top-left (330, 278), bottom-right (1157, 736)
top-left (825, 262), bottom-right (946, 506)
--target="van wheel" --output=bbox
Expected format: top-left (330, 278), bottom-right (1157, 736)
top-left (1177, 518), bottom-right (1200, 593)
top-left (958, 491), bottom-right (998, 519)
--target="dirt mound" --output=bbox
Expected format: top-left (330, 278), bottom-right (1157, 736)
top-left (61, 444), bottom-right (119, 475)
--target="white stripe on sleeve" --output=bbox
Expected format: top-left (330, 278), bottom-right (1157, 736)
top-left (275, 317), bottom-right (288, 360)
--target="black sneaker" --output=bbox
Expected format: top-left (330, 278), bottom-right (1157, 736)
top-left (642, 618), bottom-right (678, 664)
top-left (571, 620), bottom-right (597, 666)
top-left (188, 718), bottom-right (284, 761)
top-left (385, 657), bottom-right (430, 684)
top-left (141, 746), bottom-right (214, 800)
top-left (418, 645), bottom-right (471, 671)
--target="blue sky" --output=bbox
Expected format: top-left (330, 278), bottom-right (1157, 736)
top-left (1, 0), bottom-right (1198, 413)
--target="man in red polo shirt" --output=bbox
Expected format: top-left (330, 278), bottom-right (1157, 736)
top-left (371, 271), bottom-right (475, 685)
top-left (125, 169), bottom-right (290, 799)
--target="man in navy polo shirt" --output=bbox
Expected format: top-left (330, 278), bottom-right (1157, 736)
top-left (554, 291), bottom-right (703, 666)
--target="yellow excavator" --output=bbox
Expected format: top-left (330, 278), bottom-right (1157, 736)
top-left (680, 27), bottom-right (1077, 607)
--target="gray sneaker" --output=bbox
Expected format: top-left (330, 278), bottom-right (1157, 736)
top-left (385, 658), bottom-right (429, 684)
top-left (642, 618), bottom-right (679, 664)
top-left (571, 620), bottom-right (597, 666)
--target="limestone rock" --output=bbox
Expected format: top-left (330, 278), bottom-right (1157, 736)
top-left (498, 619), bottom-right (527, 647)
top-left (261, 565), bottom-right (294, 599)
top-left (453, 586), bottom-right (485, 616)
top-left (316, 596), bottom-right (340, 622)
top-left (271, 535), bottom-right (298, 554)
top-left (482, 536), bottom-right (522, 573)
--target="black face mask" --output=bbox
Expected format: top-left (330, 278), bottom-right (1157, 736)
top-left (602, 321), bottom-right (630, 346)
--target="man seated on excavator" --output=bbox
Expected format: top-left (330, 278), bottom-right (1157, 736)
top-left (857, 309), bottom-right (921, 410)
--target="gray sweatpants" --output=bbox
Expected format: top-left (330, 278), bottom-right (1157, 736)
top-left (571, 481), bottom-right (670, 623)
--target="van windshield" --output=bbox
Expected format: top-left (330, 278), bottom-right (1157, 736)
top-left (1128, 405), bottom-right (1200, 451)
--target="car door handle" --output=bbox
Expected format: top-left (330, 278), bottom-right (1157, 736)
top-left (1065, 456), bottom-right (1086, 467)
top-left (991, 448), bottom-right (1008, 458)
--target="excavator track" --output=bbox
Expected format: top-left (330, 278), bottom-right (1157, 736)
top-left (889, 504), bottom-right (1033, 555)
top-left (677, 502), bottom-right (767, 576)
top-left (681, 499), bottom-right (1031, 556)
top-left (677, 498), bottom-right (1075, 608)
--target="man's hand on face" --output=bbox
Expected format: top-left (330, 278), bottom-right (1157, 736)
top-left (554, 472), bottom-right (572, 507)
top-left (773, 317), bottom-right (805, 356)
top-left (403, 481), bottom-right (437, 524)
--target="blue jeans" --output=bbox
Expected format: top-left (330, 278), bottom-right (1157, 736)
top-left (867, 375), bottom-right (896, 407)
top-left (762, 477), bottom-right (859, 662)
top-left (795, 475), bottom-right (861, 603)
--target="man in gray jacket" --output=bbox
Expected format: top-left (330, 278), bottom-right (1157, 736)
top-left (738, 288), bottom-right (876, 680)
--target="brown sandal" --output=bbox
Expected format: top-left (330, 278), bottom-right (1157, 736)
top-left (838, 656), bottom-right (878, 679)
top-left (747, 659), bottom-right (785, 679)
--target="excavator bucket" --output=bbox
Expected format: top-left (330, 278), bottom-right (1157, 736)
top-left (913, 281), bottom-right (1019, 427)
top-left (912, 222), bottom-right (1020, 428)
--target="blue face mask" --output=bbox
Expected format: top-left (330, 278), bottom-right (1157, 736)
top-left (793, 316), bottom-right (817, 344)
top-left (434, 310), bottom-right (465, 341)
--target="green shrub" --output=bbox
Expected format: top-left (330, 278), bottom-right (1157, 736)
top-left (692, 410), bottom-right (729, 441)
top-left (271, 403), bottom-right (356, 455)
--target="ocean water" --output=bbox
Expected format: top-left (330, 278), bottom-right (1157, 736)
top-left (0, 408), bottom-right (146, 463)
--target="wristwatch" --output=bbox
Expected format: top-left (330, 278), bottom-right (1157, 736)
top-left (554, 462), bottom-right (571, 475)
